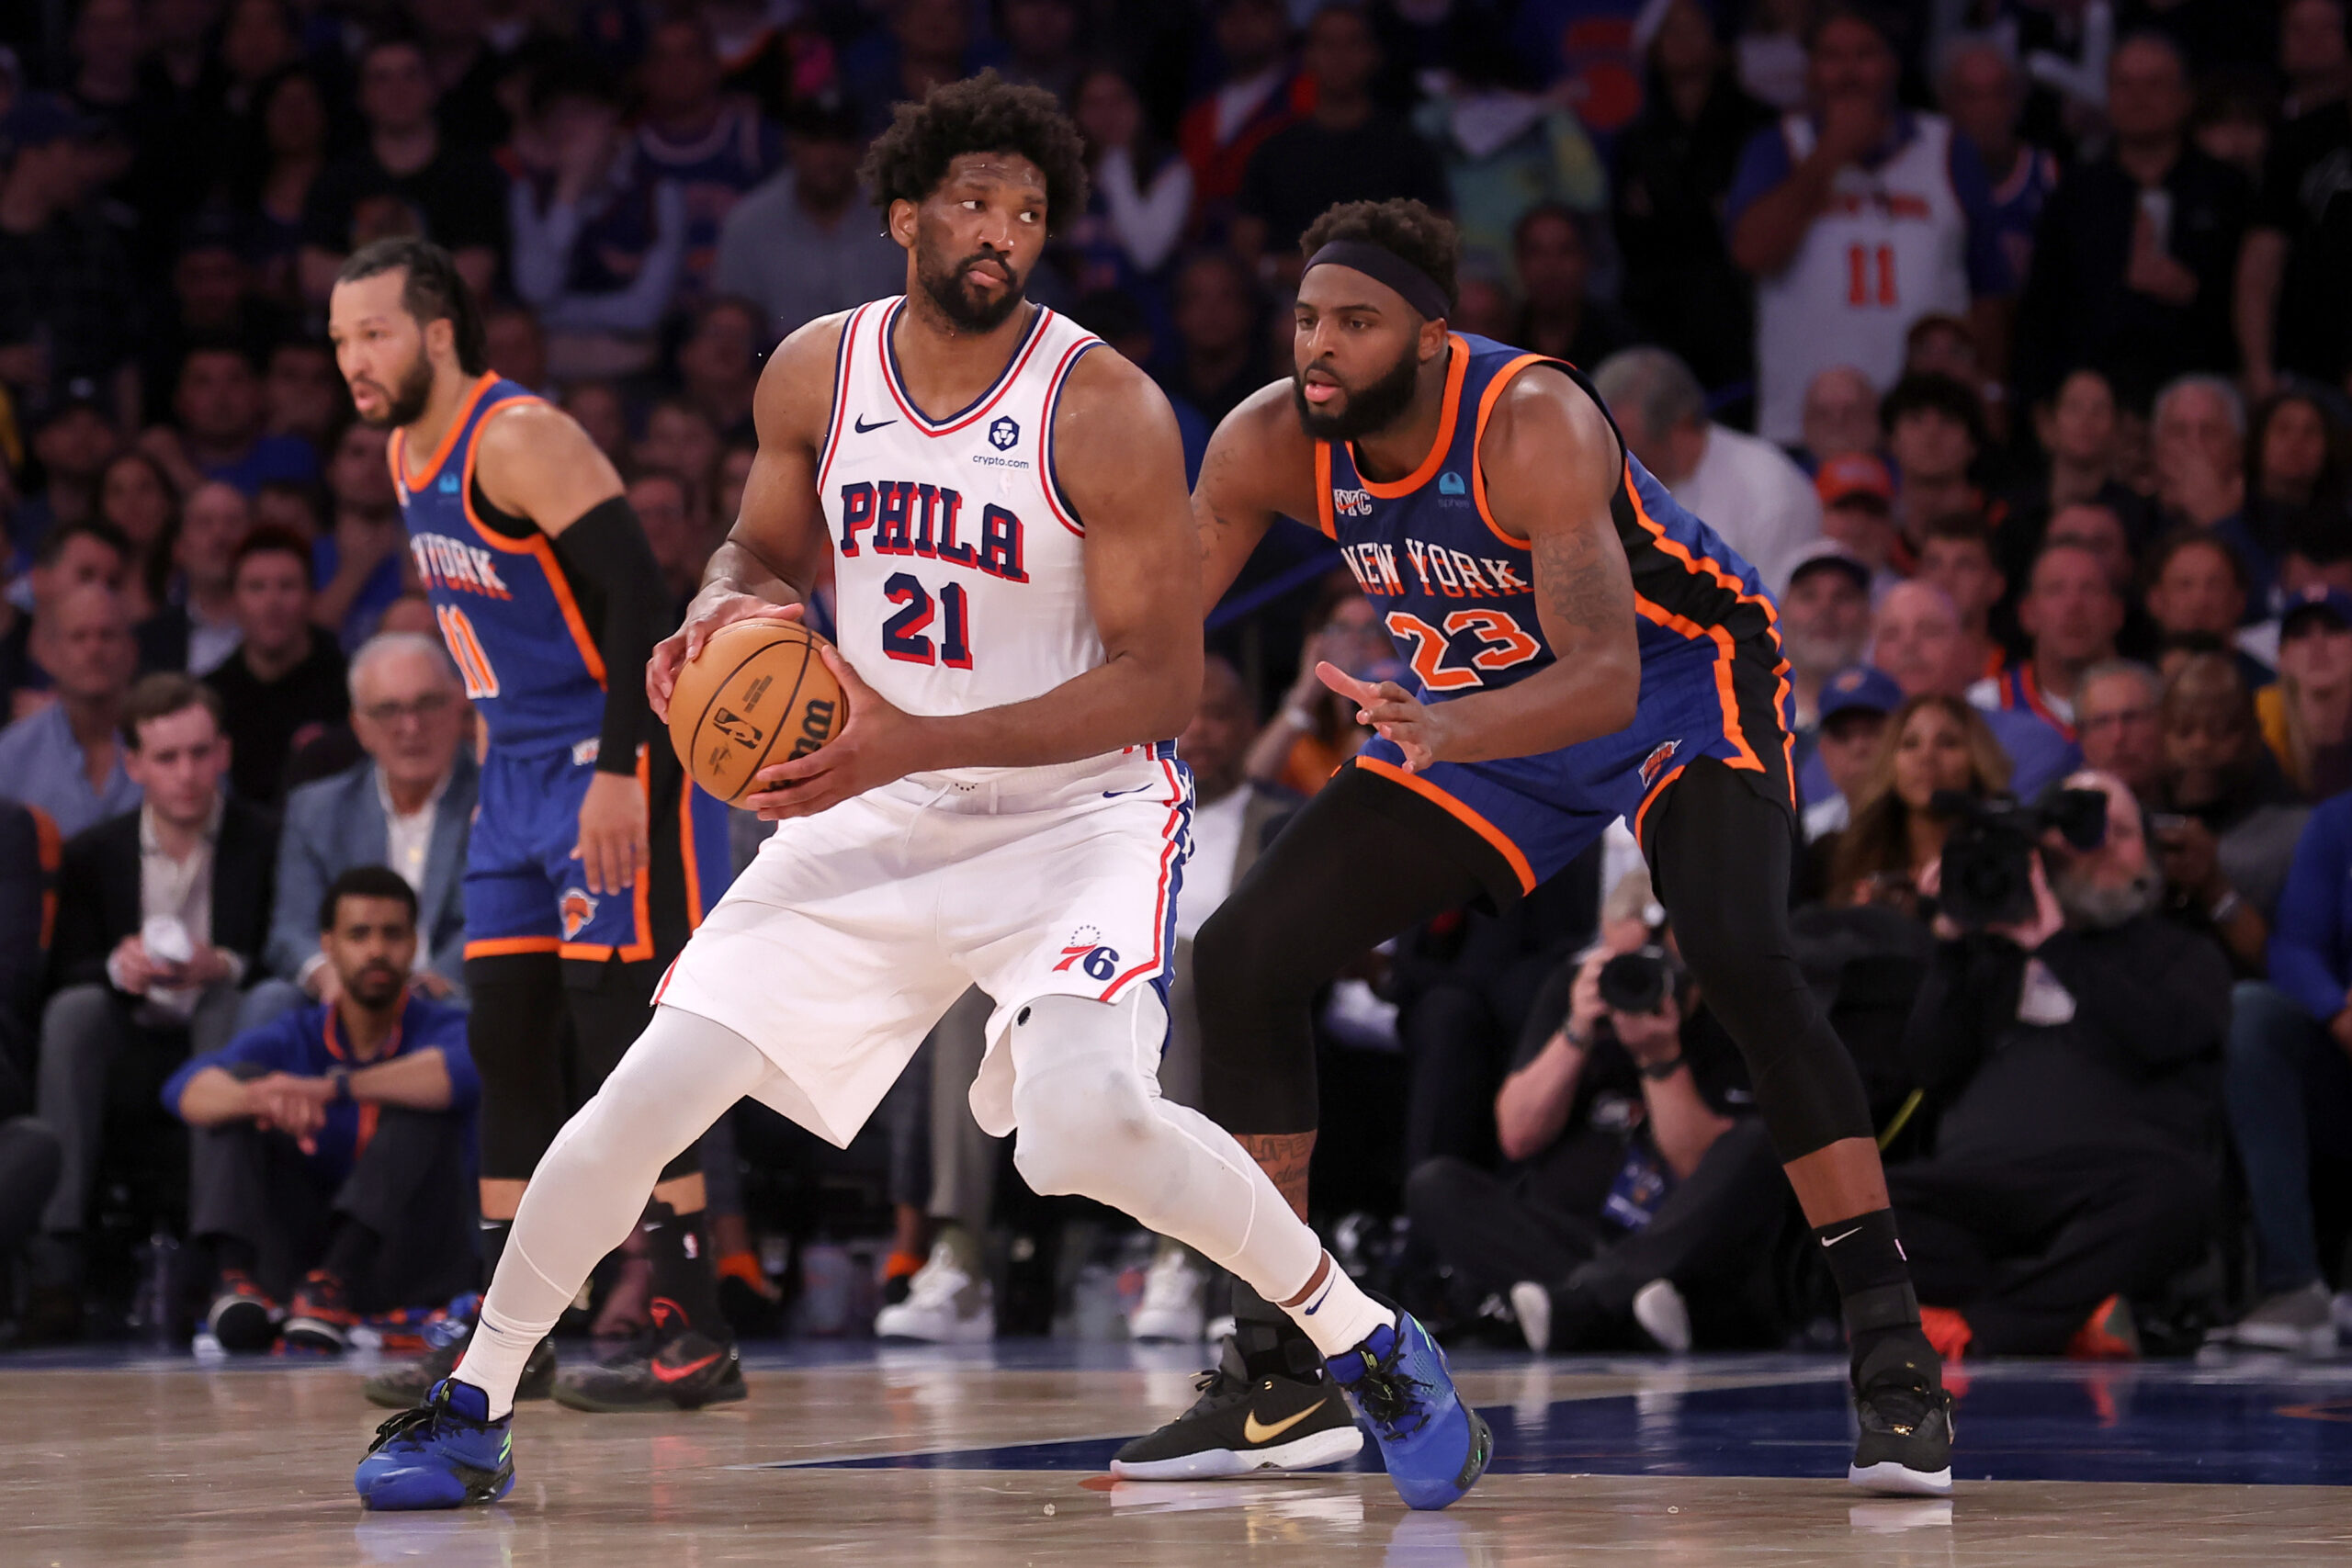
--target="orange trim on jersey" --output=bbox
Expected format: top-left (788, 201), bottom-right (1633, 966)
top-left (1355, 755), bottom-right (1536, 894)
top-left (456, 398), bottom-right (608, 689)
top-left (465, 936), bottom-right (561, 958)
top-left (1467, 353), bottom-right (1549, 552)
top-left (1349, 336), bottom-right (1468, 499)
top-left (1633, 762), bottom-right (1687, 845)
top-left (1312, 442), bottom-right (1338, 538)
top-left (679, 778), bottom-right (705, 930)
top-left (393, 373), bottom-right (499, 492)
top-left (560, 748), bottom-right (657, 964)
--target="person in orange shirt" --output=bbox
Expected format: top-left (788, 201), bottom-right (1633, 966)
top-left (1244, 581), bottom-right (1387, 795)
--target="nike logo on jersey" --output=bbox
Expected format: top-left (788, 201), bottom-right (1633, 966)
top-left (854, 413), bottom-right (897, 434)
top-left (1102, 784), bottom-right (1151, 798)
top-left (1243, 1401), bottom-right (1329, 1445)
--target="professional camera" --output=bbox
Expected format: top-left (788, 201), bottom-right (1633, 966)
top-left (1931, 787), bottom-right (2109, 930)
top-left (1597, 945), bottom-right (1684, 1014)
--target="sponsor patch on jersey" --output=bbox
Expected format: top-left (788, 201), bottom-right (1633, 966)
top-left (560, 886), bottom-right (598, 941)
top-left (571, 738), bottom-right (601, 767)
top-left (1333, 487), bottom-right (1374, 519)
top-left (1639, 739), bottom-right (1681, 789)
top-left (988, 415), bottom-right (1021, 450)
top-left (1438, 470), bottom-right (1466, 496)
top-left (437, 474), bottom-right (460, 494)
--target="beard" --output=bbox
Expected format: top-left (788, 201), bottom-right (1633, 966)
top-left (1293, 342), bottom-right (1422, 443)
top-left (345, 964), bottom-right (405, 1009)
top-left (2050, 860), bottom-right (2161, 931)
top-left (1781, 626), bottom-right (1869, 677)
top-left (915, 240), bottom-right (1027, 333)
top-left (356, 351), bottom-right (435, 429)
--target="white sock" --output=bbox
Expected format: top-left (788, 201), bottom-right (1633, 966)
top-left (455, 1304), bottom-right (543, 1422)
top-left (1283, 1252), bottom-right (1395, 1359)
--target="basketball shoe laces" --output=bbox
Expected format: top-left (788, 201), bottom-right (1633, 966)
top-left (1342, 1336), bottom-right (1430, 1440)
top-left (368, 1382), bottom-right (481, 1454)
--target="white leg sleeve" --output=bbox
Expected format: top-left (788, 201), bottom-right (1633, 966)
top-left (457, 1006), bottom-right (773, 1416)
top-left (1007, 991), bottom-right (1322, 1308)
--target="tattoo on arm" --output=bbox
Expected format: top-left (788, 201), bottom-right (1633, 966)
top-left (1535, 519), bottom-right (1630, 633)
top-left (1237, 1131), bottom-right (1317, 1222)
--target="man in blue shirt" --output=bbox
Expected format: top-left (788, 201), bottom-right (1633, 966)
top-left (166, 865), bottom-right (478, 1353)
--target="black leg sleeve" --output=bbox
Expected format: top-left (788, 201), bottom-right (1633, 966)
top-left (1644, 757), bottom-right (1876, 1161)
top-left (1195, 762), bottom-right (1506, 1135)
top-left (465, 950), bottom-right (571, 1183)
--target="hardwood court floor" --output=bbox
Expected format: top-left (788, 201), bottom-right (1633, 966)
top-left (7, 1343), bottom-right (2352, 1567)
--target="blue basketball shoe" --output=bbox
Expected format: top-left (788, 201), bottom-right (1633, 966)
top-left (1327, 1308), bottom-right (1493, 1510)
top-left (356, 1379), bottom-right (514, 1510)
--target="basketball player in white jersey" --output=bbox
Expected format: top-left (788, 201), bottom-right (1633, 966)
top-left (355, 73), bottom-right (1492, 1516)
top-left (1727, 7), bottom-right (2013, 446)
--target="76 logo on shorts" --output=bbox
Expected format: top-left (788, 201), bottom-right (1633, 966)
top-left (1053, 943), bottom-right (1121, 981)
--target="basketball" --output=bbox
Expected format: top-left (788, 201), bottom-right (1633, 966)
top-left (667, 618), bottom-right (847, 807)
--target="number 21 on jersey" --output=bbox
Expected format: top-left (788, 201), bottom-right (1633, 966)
top-left (437, 604), bottom-right (501, 698)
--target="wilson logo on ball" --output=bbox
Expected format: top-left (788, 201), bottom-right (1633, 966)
top-left (787, 699), bottom-right (838, 759)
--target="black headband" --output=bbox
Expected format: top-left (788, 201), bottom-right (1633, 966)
top-left (1302, 241), bottom-right (1451, 322)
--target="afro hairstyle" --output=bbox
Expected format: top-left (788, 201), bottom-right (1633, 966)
top-left (860, 70), bottom-right (1089, 236)
top-left (1299, 198), bottom-right (1462, 316)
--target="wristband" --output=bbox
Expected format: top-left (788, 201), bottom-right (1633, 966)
top-left (327, 1066), bottom-right (352, 1104)
top-left (1638, 1055), bottom-right (1687, 1081)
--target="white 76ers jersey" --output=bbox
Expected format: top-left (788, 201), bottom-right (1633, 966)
top-left (817, 297), bottom-right (1110, 777)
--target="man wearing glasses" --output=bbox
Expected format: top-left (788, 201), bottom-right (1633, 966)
top-left (242, 631), bottom-right (476, 1029)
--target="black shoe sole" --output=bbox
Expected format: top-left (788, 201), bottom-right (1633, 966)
top-left (551, 1365), bottom-right (748, 1414)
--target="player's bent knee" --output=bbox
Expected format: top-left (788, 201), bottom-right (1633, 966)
top-left (1006, 992), bottom-right (1166, 1201)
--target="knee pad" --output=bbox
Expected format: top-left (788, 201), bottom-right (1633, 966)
top-left (1007, 991), bottom-right (1165, 1200)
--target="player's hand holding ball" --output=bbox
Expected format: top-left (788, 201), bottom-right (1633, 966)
top-left (746, 649), bottom-right (934, 822)
top-left (1317, 661), bottom-right (1450, 773)
top-left (647, 586), bottom-right (808, 724)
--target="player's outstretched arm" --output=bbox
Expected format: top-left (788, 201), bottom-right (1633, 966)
top-left (1320, 370), bottom-right (1640, 771)
top-left (649, 314), bottom-right (844, 722)
top-left (1193, 381), bottom-right (1324, 612)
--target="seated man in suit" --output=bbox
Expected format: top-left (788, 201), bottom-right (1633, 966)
top-left (170, 866), bottom-right (477, 1353)
top-left (26, 674), bottom-right (276, 1332)
top-left (242, 633), bottom-right (475, 1031)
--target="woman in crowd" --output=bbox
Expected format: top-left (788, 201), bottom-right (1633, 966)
top-left (96, 450), bottom-right (181, 624)
top-left (1065, 66), bottom-right (1193, 300)
top-left (1244, 581), bottom-right (1393, 796)
top-left (1824, 694), bottom-right (2013, 914)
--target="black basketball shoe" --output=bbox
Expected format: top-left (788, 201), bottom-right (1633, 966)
top-left (550, 1330), bottom-right (747, 1413)
top-left (364, 1318), bottom-right (557, 1411)
top-left (1110, 1336), bottom-right (1365, 1481)
top-left (1848, 1339), bottom-right (1955, 1495)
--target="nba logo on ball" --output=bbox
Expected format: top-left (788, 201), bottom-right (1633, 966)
top-left (989, 416), bottom-right (1020, 450)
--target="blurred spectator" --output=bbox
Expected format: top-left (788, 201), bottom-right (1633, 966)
top-left (632, 12), bottom-right (783, 300)
top-left (13, 392), bottom-right (120, 561)
top-left (169, 864), bottom-right (476, 1353)
top-left (2075, 660), bottom-right (2166, 798)
top-left (1815, 453), bottom-right (1900, 586)
top-left (1728, 11), bottom-right (2012, 446)
top-left (0, 94), bottom-right (140, 426)
top-left (1973, 543), bottom-right (2124, 738)
top-left (1825, 693), bottom-right (2011, 912)
top-left (630, 468), bottom-right (705, 618)
top-left (0, 584), bottom-right (139, 836)
top-left (1897, 771), bottom-right (2230, 1360)
top-left (1802, 664), bottom-right (1900, 839)
top-left (2013, 367), bottom-right (2145, 585)
top-left (1915, 512), bottom-right (2009, 684)
top-left (1175, 0), bottom-right (1307, 240)
top-left (676, 296), bottom-right (762, 444)
top-left (560, 378), bottom-right (630, 468)
top-left (713, 95), bottom-right (902, 343)
top-left (2258, 584), bottom-right (2352, 799)
top-left (30, 675), bottom-right (276, 1327)
top-left (1903, 312), bottom-right (1983, 389)
top-left (94, 449), bottom-right (179, 622)
top-left (1594, 346), bottom-right (1821, 587)
top-left (1063, 67), bottom-right (1193, 293)
top-left (1939, 36), bottom-right (2061, 290)
top-left (1778, 541), bottom-right (1872, 730)
top-left (1245, 583), bottom-right (1382, 795)
top-left (2014, 34), bottom-right (2251, 408)
top-left (1413, 59), bottom-right (1606, 295)
top-left (509, 58), bottom-right (687, 382)
top-left (2190, 71), bottom-right (2277, 186)
top-left (1881, 374), bottom-right (1990, 562)
top-left (251, 635), bottom-right (473, 1028)
top-left (2225, 389), bottom-right (2350, 609)
top-left (2152, 652), bottom-right (2307, 977)
top-left (2237, 0), bottom-right (2352, 397)
top-left (998, 0), bottom-right (1085, 106)
top-left (1157, 249), bottom-right (1264, 429)
top-left (139, 213), bottom-right (290, 431)
top-left (716, 438), bottom-right (756, 528)
top-left (299, 37), bottom-right (507, 304)
top-left (2043, 502), bottom-right (2149, 660)
top-left (2231, 780), bottom-right (2352, 1354)
top-left (2150, 374), bottom-right (2249, 532)
top-left (136, 479), bottom-right (247, 678)
top-left (150, 344), bottom-right (320, 498)
top-left (1612, 0), bottom-right (1772, 392)
top-left (2143, 527), bottom-right (2273, 691)
top-left (844, 0), bottom-right (987, 140)
top-left (1233, 6), bottom-right (1449, 288)
top-left (311, 422), bottom-right (407, 650)
top-left (262, 340), bottom-right (342, 450)
top-left (204, 526), bottom-right (349, 809)
top-left (707, 0), bottom-right (841, 127)
top-left (636, 398), bottom-right (722, 522)
top-left (241, 66), bottom-right (332, 306)
top-left (1415, 926), bottom-right (1782, 1356)
top-left (411, 0), bottom-right (520, 152)
top-left (2, 520), bottom-right (130, 717)
top-left (1511, 207), bottom-right (1637, 370)
top-left (1795, 364), bottom-right (1881, 468)
top-left (1733, 0), bottom-right (1809, 111)
top-left (483, 302), bottom-right (548, 395)
top-left (1871, 578), bottom-right (2079, 800)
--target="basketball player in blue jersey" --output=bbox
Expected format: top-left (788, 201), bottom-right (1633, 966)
top-left (1114, 199), bottom-right (1955, 1497)
top-left (353, 75), bottom-right (1489, 1516)
top-left (326, 239), bottom-right (742, 1414)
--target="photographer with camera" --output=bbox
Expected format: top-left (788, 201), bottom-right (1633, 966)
top-left (1822, 694), bottom-right (2013, 917)
top-left (1403, 878), bottom-right (1785, 1357)
top-left (1895, 772), bottom-right (2231, 1359)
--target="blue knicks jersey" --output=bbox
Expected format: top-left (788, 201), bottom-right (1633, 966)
top-left (392, 376), bottom-right (609, 756)
top-left (1315, 334), bottom-right (1794, 879)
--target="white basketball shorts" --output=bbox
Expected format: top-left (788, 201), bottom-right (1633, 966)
top-left (651, 745), bottom-right (1193, 1147)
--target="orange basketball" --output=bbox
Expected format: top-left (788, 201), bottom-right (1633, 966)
top-left (667, 618), bottom-right (847, 807)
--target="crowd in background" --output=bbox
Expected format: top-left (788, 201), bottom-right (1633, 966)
top-left (0, 0), bottom-right (2350, 1362)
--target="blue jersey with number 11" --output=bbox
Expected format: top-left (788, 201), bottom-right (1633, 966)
top-left (391, 375), bottom-right (611, 758)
